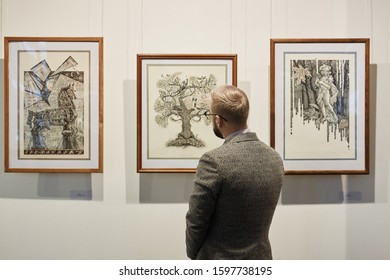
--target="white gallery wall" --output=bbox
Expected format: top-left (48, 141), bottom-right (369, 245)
top-left (0, 0), bottom-right (390, 259)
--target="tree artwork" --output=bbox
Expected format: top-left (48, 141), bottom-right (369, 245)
top-left (154, 72), bottom-right (217, 148)
top-left (290, 59), bottom-right (350, 145)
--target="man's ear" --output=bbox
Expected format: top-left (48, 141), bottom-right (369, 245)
top-left (215, 115), bottom-right (223, 127)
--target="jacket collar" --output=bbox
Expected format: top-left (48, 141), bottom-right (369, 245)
top-left (224, 130), bottom-right (258, 144)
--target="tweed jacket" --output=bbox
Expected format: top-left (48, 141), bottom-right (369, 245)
top-left (186, 132), bottom-right (284, 260)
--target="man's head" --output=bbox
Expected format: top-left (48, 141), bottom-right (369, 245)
top-left (209, 85), bottom-right (249, 139)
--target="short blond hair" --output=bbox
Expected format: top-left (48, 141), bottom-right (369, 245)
top-left (210, 85), bottom-right (249, 126)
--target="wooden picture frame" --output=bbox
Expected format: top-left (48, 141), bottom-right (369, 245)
top-left (4, 37), bottom-right (103, 173)
top-left (270, 38), bottom-right (370, 174)
top-left (137, 54), bottom-right (237, 173)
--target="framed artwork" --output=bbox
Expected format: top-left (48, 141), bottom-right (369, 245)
top-left (270, 38), bottom-right (370, 174)
top-left (137, 54), bottom-right (237, 173)
top-left (4, 37), bottom-right (103, 173)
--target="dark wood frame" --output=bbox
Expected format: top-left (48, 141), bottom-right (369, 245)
top-left (137, 54), bottom-right (237, 173)
top-left (4, 37), bottom-right (103, 173)
top-left (270, 38), bottom-right (370, 174)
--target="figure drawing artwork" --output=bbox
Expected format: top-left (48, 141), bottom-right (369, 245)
top-left (271, 39), bottom-right (369, 174)
top-left (285, 54), bottom-right (356, 160)
top-left (20, 52), bottom-right (90, 160)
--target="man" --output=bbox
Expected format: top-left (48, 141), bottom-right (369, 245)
top-left (185, 85), bottom-right (284, 260)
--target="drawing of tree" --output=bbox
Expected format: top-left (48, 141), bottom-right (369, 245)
top-left (154, 72), bottom-right (216, 147)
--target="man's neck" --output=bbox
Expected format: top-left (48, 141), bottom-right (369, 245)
top-left (223, 126), bottom-right (249, 139)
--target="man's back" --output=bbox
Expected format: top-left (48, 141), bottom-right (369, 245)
top-left (186, 132), bottom-right (284, 260)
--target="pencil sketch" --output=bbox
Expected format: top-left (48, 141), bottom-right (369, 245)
top-left (154, 72), bottom-right (216, 148)
top-left (24, 56), bottom-right (85, 155)
top-left (290, 59), bottom-right (350, 145)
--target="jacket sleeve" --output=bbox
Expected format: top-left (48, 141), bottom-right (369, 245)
top-left (185, 152), bottom-right (221, 259)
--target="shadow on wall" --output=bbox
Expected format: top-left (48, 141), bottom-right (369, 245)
top-left (137, 172), bottom-right (375, 205)
top-left (281, 64), bottom-right (377, 205)
top-left (281, 173), bottom-right (374, 204)
top-left (0, 59), bottom-right (98, 201)
top-left (139, 173), bottom-right (194, 203)
top-left (37, 173), bottom-right (93, 200)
